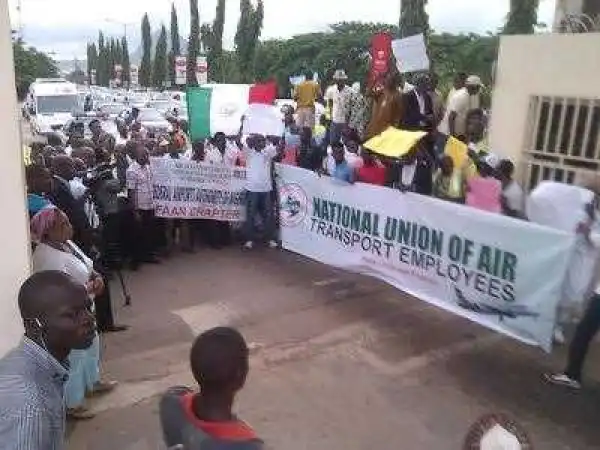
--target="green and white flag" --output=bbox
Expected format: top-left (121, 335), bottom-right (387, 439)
top-left (187, 82), bottom-right (277, 140)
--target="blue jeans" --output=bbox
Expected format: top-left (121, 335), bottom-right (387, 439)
top-left (244, 191), bottom-right (275, 242)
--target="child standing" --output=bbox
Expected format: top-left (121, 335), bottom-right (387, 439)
top-left (160, 327), bottom-right (263, 450)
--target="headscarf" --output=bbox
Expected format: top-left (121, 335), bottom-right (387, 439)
top-left (30, 206), bottom-right (63, 243)
top-left (27, 194), bottom-right (52, 217)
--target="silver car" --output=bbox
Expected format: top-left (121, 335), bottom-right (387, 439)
top-left (137, 108), bottom-right (172, 136)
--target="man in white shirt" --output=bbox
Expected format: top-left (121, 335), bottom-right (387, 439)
top-left (438, 75), bottom-right (482, 140)
top-left (325, 69), bottom-right (353, 145)
top-left (205, 132), bottom-right (241, 166)
top-left (242, 134), bottom-right (281, 250)
top-left (126, 146), bottom-right (159, 264)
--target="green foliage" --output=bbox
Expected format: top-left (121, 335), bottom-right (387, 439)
top-left (187, 0), bottom-right (201, 86)
top-left (140, 14), bottom-right (153, 87)
top-left (399, 0), bottom-right (430, 38)
top-left (234, 0), bottom-right (264, 83)
top-left (200, 0), bottom-right (226, 82)
top-left (169, 3), bottom-right (180, 85)
top-left (97, 32), bottom-right (109, 86)
top-left (253, 22), bottom-right (498, 98)
top-left (86, 43), bottom-right (98, 83)
top-left (503, 0), bottom-right (539, 35)
top-left (13, 39), bottom-right (58, 98)
top-left (153, 25), bottom-right (169, 88)
top-left (121, 36), bottom-right (131, 86)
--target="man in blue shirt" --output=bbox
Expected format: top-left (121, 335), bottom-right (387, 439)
top-left (330, 142), bottom-right (355, 183)
top-left (0, 271), bottom-right (96, 450)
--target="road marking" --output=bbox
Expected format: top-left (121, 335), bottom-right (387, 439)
top-left (172, 302), bottom-right (238, 334)
top-left (355, 334), bottom-right (502, 377)
top-left (312, 278), bottom-right (341, 287)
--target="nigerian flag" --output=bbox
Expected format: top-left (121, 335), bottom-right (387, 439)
top-left (187, 82), bottom-right (277, 140)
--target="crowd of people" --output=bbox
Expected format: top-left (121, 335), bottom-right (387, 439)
top-left (284, 69), bottom-right (524, 219)
top-left (1, 65), bottom-right (600, 450)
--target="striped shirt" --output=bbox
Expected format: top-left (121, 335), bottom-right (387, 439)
top-left (126, 161), bottom-right (154, 211)
top-left (0, 337), bottom-right (69, 450)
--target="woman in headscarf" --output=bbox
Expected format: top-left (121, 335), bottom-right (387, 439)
top-left (25, 164), bottom-right (54, 217)
top-left (30, 207), bottom-right (117, 420)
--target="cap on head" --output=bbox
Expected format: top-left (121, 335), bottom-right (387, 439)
top-left (190, 327), bottom-right (249, 392)
top-left (332, 69), bottom-right (348, 81)
top-left (465, 75), bottom-right (483, 88)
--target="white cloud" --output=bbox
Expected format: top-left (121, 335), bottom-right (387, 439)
top-left (9, 0), bottom-right (557, 59)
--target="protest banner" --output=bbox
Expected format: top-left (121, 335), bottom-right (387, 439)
top-left (392, 33), bottom-right (430, 73)
top-left (368, 32), bottom-right (393, 89)
top-left (150, 157), bottom-right (247, 222)
top-left (276, 164), bottom-right (576, 351)
top-left (175, 56), bottom-right (187, 85)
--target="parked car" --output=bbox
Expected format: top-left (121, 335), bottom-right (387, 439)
top-left (137, 108), bottom-right (172, 136)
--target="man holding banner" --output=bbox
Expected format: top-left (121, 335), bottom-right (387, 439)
top-left (242, 134), bottom-right (282, 250)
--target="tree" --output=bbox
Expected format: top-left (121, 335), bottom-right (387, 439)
top-left (169, 3), bottom-right (181, 86)
top-left (187, 0), bottom-right (200, 85)
top-left (97, 31), bottom-right (108, 86)
top-left (234, 0), bottom-right (264, 82)
top-left (154, 25), bottom-right (169, 88)
top-left (107, 38), bottom-right (116, 82)
top-left (121, 36), bottom-right (131, 87)
top-left (12, 39), bottom-right (58, 98)
top-left (252, 22), bottom-right (497, 98)
top-left (86, 43), bottom-right (98, 84)
top-left (399, 0), bottom-right (430, 38)
top-left (503, 0), bottom-right (540, 35)
top-left (140, 13), bottom-right (153, 87)
top-left (200, 0), bottom-right (226, 81)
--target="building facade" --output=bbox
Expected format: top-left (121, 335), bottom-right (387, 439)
top-left (0, 2), bottom-right (32, 357)
top-left (490, 33), bottom-right (600, 191)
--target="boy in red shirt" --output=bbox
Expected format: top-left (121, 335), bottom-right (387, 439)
top-left (160, 327), bottom-right (263, 450)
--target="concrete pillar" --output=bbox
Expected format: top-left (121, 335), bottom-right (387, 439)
top-left (0, 2), bottom-right (31, 357)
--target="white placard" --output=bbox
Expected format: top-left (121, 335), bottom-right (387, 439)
top-left (392, 33), bottom-right (430, 73)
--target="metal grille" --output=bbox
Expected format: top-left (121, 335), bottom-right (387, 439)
top-left (523, 96), bottom-right (600, 191)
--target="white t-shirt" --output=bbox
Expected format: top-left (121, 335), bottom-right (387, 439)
top-left (205, 143), bottom-right (241, 166)
top-left (327, 86), bottom-right (352, 124)
top-left (32, 241), bottom-right (93, 288)
top-left (438, 88), bottom-right (480, 136)
top-left (244, 144), bottom-right (277, 192)
top-left (502, 180), bottom-right (525, 214)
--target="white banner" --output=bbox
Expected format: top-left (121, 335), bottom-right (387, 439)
top-left (150, 158), bottom-right (247, 222)
top-left (175, 56), bottom-right (187, 86)
top-left (196, 56), bottom-right (208, 85)
top-left (130, 65), bottom-right (139, 86)
top-left (276, 165), bottom-right (576, 351)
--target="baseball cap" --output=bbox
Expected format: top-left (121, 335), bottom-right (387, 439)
top-left (466, 75), bottom-right (483, 87)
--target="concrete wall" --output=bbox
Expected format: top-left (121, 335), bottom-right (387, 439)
top-left (0, 2), bottom-right (31, 356)
top-left (489, 33), bottom-right (600, 164)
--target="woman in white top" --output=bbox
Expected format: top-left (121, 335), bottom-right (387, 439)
top-left (31, 207), bottom-right (117, 420)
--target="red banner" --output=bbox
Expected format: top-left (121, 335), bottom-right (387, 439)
top-left (369, 32), bottom-right (393, 90)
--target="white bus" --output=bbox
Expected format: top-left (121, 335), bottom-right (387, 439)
top-left (27, 79), bottom-right (81, 135)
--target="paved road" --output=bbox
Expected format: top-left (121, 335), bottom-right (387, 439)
top-left (67, 247), bottom-right (600, 449)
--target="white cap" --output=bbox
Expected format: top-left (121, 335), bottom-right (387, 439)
top-left (466, 75), bottom-right (483, 87)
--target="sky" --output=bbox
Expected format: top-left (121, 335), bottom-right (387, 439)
top-left (9, 0), bottom-right (557, 60)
